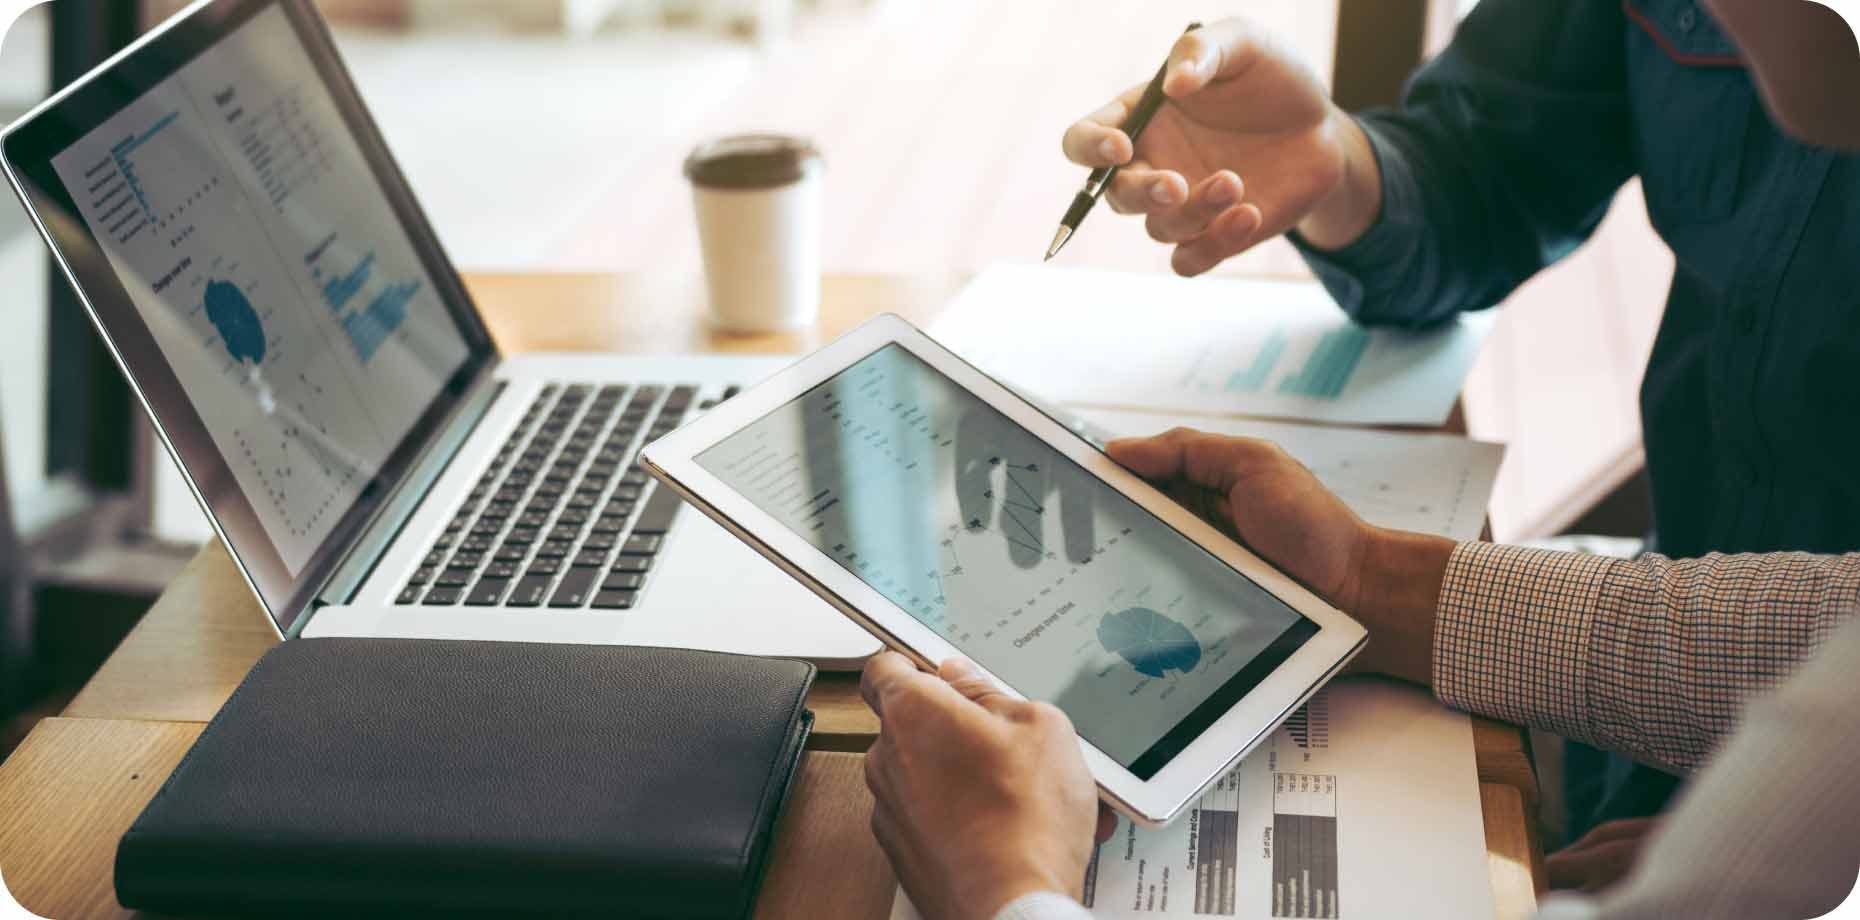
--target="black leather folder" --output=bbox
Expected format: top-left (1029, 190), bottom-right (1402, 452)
top-left (115, 638), bottom-right (816, 917)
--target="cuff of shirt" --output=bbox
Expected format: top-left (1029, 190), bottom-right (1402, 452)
top-left (1286, 117), bottom-right (1426, 316)
top-left (1432, 541), bottom-right (1617, 739)
top-left (991, 891), bottom-right (1093, 920)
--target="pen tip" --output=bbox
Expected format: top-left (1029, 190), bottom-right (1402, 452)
top-left (1045, 226), bottom-right (1072, 262)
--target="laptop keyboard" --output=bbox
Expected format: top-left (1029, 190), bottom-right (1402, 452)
top-left (395, 381), bottom-right (737, 611)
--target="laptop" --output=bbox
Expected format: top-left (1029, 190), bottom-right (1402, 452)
top-left (1, 0), bottom-right (879, 667)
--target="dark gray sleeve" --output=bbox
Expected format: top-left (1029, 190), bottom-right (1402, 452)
top-left (1291, 0), bottom-right (1636, 328)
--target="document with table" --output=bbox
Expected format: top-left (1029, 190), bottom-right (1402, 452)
top-left (932, 265), bottom-right (1495, 427)
top-left (889, 679), bottom-right (1495, 920)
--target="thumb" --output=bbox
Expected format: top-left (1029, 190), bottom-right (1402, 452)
top-left (1104, 435), bottom-right (1176, 480)
top-left (1164, 19), bottom-right (1264, 98)
top-left (938, 657), bottom-right (1018, 714)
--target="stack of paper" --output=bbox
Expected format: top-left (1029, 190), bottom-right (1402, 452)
top-left (932, 264), bottom-right (1495, 427)
top-left (1077, 409), bottom-right (1503, 543)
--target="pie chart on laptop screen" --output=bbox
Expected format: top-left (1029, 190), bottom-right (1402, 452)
top-left (1097, 607), bottom-right (1202, 679)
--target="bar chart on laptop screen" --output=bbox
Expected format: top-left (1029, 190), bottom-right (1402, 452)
top-left (49, 5), bottom-right (469, 572)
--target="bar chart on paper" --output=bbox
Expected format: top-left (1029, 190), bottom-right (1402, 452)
top-left (932, 265), bottom-right (1496, 426)
top-left (1272, 773), bottom-right (1340, 919)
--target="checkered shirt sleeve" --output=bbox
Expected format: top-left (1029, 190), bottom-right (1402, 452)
top-left (1432, 542), bottom-right (1860, 774)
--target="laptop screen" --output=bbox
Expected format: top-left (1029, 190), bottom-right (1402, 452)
top-left (3, 0), bottom-right (494, 632)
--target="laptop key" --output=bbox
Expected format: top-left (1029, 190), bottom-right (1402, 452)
top-left (621, 534), bottom-right (663, 556)
top-left (536, 540), bottom-right (573, 559)
top-left (507, 574), bottom-right (552, 607)
top-left (632, 487), bottom-right (683, 535)
top-left (582, 532), bottom-right (616, 551)
top-left (422, 587), bottom-right (462, 606)
top-left (572, 550), bottom-right (608, 568)
top-left (591, 514), bottom-right (627, 534)
top-left (601, 572), bottom-right (642, 592)
top-left (527, 557), bottom-right (561, 576)
top-left (435, 568), bottom-right (472, 588)
top-left (465, 578), bottom-right (511, 606)
top-left (485, 561), bottom-right (519, 579)
top-left (611, 556), bottom-right (650, 574)
top-left (549, 568), bottom-right (600, 607)
top-left (591, 590), bottom-right (636, 610)
top-left (407, 566), bottom-right (435, 586)
top-left (395, 586), bottom-right (420, 605)
top-left (663, 385), bottom-right (699, 411)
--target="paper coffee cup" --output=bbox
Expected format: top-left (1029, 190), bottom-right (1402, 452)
top-left (685, 134), bottom-right (824, 333)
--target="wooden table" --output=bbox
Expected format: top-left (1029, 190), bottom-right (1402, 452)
top-left (0, 273), bottom-right (1543, 918)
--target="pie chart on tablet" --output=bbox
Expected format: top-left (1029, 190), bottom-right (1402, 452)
top-left (1097, 607), bottom-right (1201, 679)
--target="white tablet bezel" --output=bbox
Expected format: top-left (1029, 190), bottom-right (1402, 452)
top-left (641, 313), bottom-right (1366, 826)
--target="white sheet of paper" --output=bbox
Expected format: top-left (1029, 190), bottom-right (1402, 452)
top-left (1074, 409), bottom-right (1504, 543)
top-left (890, 679), bottom-right (1497, 920)
top-left (931, 265), bottom-right (1495, 427)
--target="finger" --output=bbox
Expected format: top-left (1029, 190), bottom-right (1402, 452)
top-left (1562, 817), bottom-right (1659, 853)
top-left (860, 651), bottom-right (932, 718)
top-left (1145, 171), bottom-right (1245, 244)
top-left (1546, 838), bottom-right (1643, 893)
top-left (1105, 162), bottom-right (1187, 215)
top-left (868, 799), bottom-right (906, 866)
top-left (862, 736), bottom-right (889, 793)
top-left (1171, 203), bottom-right (1264, 277)
top-left (1106, 428), bottom-right (1289, 496)
top-left (1164, 18), bottom-right (1268, 98)
top-left (1061, 90), bottom-right (1144, 167)
top-left (1095, 802), bottom-right (1120, 844)
top-left (938, 657), bottom-right (1020, 716)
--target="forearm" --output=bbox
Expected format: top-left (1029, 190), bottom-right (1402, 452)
top-left (1429, 544), bottom-right (1860, 773)
top-left (1287, 0), bottom-right (1634, 327)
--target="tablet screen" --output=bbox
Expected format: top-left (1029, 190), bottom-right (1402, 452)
top-left (697, 344), bottom-right (1317, 778)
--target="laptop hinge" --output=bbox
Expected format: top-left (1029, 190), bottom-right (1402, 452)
top-left (295, 374), bottom-right (508, 634)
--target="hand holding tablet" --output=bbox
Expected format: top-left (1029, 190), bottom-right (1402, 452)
top-left (641, 314), bottom-right (1366, 825)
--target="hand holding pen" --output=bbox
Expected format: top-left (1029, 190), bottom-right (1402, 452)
top-left (1050, 19), bottom-right (1373, 276)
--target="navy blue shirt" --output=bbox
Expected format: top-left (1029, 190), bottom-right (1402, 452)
top-left (1293, 0), bottom-right (1860, 558)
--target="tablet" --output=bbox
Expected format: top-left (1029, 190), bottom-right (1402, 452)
top-left (641, 314), bottom-right (1366, 825)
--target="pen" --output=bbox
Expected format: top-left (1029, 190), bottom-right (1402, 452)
top-left (1046, 22), bottom-right (1202, 262)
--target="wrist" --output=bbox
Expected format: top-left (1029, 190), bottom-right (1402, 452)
top-left (1294, 110), bottom-right (1383, 252)
top-left (1348, 527), bottom-right (1455, 686)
